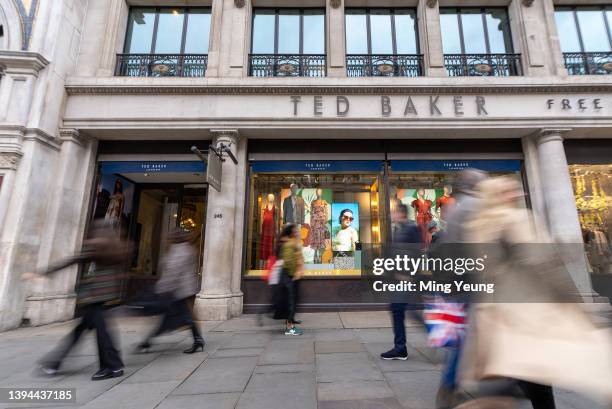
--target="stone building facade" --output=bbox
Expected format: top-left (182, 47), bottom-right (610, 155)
top-left (1, 0), bottom-right (611, 330)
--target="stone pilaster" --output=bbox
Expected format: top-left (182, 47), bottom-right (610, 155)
top-left (207, 0), bottom-right (250, 78)
top-left (96, 0), bottom-right (128, 77)
top-left (24, 129), bottom-right (97, 326)
top-left (327, 0), bottom-right (346, 77)
top-left (536, 129), bottom-right (592, 299)
top-left (194, 129), bottom-right (246, 320)
top-left (418, 0), bottom-right (446, 77)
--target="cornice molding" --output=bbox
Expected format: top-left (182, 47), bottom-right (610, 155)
top-left (537, 128), bottom-right (573, 145)
top-left (65, 84), bottom-right (612, 96)
top-left (59, 128), bottom-right (88, 146)
top-left (0, 51), bottom-right (49, 76)
top-left (23, 128), bottom-right (61, 151)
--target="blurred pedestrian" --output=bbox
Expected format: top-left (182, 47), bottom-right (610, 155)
top-left (272, 223), bottom-right (304, 335)
top-left (21, 220), bottom-right (131, 381)
top-left (136, 228), bottom-right (204, 354)
top-left (380, 203), bottom-right (422, 360)
top-left (460, 176), bottom-right (612, 408)
top-left (434, 168), bottom-right (487, 409)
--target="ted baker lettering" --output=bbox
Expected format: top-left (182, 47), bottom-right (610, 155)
top-left (290, 95), bottom-right (488, 117)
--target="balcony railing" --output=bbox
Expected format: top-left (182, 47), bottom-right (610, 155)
top-left (346, 55), bottom-right (424, 77)
top-left (115, 54), bottom-right (208, 77)
top-left (249, 54), bottom-right (326, 77)
top-left (563, 52), bottom-right (612, 75)
top-left (444, 53), bottom-right (522, 77)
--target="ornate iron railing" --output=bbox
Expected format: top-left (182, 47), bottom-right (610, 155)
top-left (115, 54), bottom-right (208, 77)
top-left (563, 52), bottom-right (612, 75)
top-left (346, 55), bottom-right (424, 77)
top-left (249, 54), bottom-right (327, 77)
top-left (444, 53), bottom-right (522, 77)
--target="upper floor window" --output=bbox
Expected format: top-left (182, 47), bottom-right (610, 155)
top-left (440, 8), bottom-right (520, 76)
top-left (345, 8), bottom-right (418, 55)
top-left (251, 8), bottom-right (325, 55)
top-left (124, 7), bottom-right (211, 54)
top-left (555, 6), bottom-right (612, 75)
top-left (117, 7), bottom-right (210, 77)
top-left (250, 9), bottom-right (326, 77)
top-left (345, 8), bottom-right (421, 77)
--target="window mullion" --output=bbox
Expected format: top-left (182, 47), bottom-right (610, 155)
top-left (601, 7), bottom-right (612, 51)
top-left (300, 10), bottom-right (304, 55)
top-left (151, 8), bottom-right (160, 54)
top-left (391, 11), bottom-right (397, 55)
top-left (274, 10), bottom-right (279, 55)
top-left (180, 9), bottom-right (189, 54)
top-left (366, 9), bottom-right (372, 55)
top-left (457, 10), bottom-right (465, 54)
top-left (573, 8), bottom-right (586, 53)
top-left (481, 9), bottom-right (491, 54)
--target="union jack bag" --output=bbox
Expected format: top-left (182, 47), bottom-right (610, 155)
top-left (423, 297), bottom-right (466, 348)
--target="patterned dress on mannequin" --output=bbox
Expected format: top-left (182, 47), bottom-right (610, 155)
top-left (310, 199), bottom-right (329, 250)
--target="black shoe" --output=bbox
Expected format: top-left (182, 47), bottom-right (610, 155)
top-left (183, 341), bottom-right (205, 354)
top-left (91, 368), bottom-right (124, 381)
top-left (134, 341), bottom-right (151, 354)
top-left (380, 348), bottom-right (408, 360)
top-left (291, 319), bottom-right (302, 325)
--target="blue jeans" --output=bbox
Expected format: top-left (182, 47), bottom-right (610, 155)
top-left (442, 346), bottom-right (461, 389)
top-left (390, 303), bottom-right (423, 353)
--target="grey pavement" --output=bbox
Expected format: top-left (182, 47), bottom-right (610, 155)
top-left (0, 311), bottom-right (608, 409)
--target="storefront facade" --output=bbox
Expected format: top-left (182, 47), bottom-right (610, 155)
top-left (1, 0), bottom-right (612, 329)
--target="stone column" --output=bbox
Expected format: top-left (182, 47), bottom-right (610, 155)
top-left (418, 0), bottom-right (446, 77)
top-left (207, 0), bottom-right (250, 78)
top-left (194, 130), bottom-right (246, 321)
top-left (327, 0), bottom-right (346, 77)
top-left (536, 129), bottom-right (592, 298)
top-left (24, 129), bottom-right (98, 326)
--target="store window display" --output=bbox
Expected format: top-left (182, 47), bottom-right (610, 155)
top-left (388, 160), bottom-right (524, 249)
top-left (246, 161), bottom-right (383, 276)
top-left (570, 164), bottom-right (612, 274)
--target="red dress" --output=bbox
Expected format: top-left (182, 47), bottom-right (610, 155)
top-left (436, 195), bottom-right (456, 221)
top-left (260, 205), bottom-right (276, 261)
top-left (411, 198), bottom-right (433, 245)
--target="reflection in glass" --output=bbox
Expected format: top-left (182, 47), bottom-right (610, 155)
top-left (577, 8), bottom-right (611, 52)
top-left (461, 10), bottom-right (487, 54)
top-left (345, 11), bottom-right (368, 54)
top-left (303, 11), bottom-right (325, 54)
top-left (370, 11), bottom-right (393, 54)
top-left (126, 8), bottom-right (156, 53)
top-left (395, 12), bottom-right (418, 54)
top-left (252, 11), bottom-right (275, 54)
top-left (278, 11), bottom-right (300, 54)
top-left (486, 9), bottom-right (511, 54)
top-left (555, 9), bottom-right (581, 52)
top-left (154, 9), bottom-right (185, 53)
top-left (184, 11), bottom-right (211, 54)
top-left (440, 11), bottom-right (461, 54)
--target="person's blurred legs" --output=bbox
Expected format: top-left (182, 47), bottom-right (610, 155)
top-left (436, 347), bottom-right (461, 408)
top-left (518, 381), bottom-right (556, 409)
top-left (178, 299), bottom-right (204, 353)
top-left (381, 303), bottom-right (408, 360)
top-left (88, 304), bottom-right (123, 380)
top-left (39, 315), bottom-right (89, 374)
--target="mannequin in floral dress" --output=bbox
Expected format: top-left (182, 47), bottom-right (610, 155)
top-left (411, 188), bottom-right (433, 246)
top-left (259, 194), bottom-right (277, 268)
top-left (309, 188), bottom-right (329, 264)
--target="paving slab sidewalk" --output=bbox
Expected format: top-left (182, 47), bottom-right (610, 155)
top-left (0, 312), bottom-right (608, 409)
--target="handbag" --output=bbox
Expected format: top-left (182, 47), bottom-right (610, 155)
top-left (423, 296), bottom-right (466, 348)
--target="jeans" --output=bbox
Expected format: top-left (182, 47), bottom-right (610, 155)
top-left (441, 347), bottom-right (461, 389)
top-left (42, 303), bottom-right (123, 371)
top-left (390, 303), bottom-right (423, 353)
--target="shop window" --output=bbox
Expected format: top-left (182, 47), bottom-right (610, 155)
top-left (245, 161), bottom-right (384, 277)
top-left (345, 8), bottom-right (418, 55)
top-left (570, 164), bottom-right (612, 274)
top-left (388, 160), bottom-right (525, 247)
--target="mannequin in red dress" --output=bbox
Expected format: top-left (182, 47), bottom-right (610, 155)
top-left (411, 188), bottom-right (433, 246)
top-left (436, 185), bottom-right (456, 222)
top-left (259, 193), bottom-right (277, 267)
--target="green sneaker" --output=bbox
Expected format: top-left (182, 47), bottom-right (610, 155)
top-left (284, 326), bottom-right (303, 336)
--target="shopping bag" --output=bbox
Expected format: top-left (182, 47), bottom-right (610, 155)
top-left (423, 296), bottom-right (466, 348)
top-left (267, 259), bottom-right (284, 285)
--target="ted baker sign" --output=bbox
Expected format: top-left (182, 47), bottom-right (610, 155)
top-left (289, 95), bottom-right (607, 118)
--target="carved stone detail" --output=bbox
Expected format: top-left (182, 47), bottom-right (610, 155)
top-left (59, 128), bottom-right (88, 146)
top-left (426, 0), bottom-right (437, 8)
top-left (537, 128), bottom-right (572, 145)
top-left (522, 0), bottom-right (534, 7)
top-left (0, 152), bottom-right (23, 170)
top-left (330, 0), bottom-right (341, 9)
top-left (234, 0), bottom-right (245, 8)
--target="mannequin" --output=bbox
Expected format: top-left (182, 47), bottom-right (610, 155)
top-left (411, 188), bottom-right (433, 245)
top-left (282, 183), bottom-right (305, 225)
top-left (259, 193), bottom-right (277, 267)
top-left (436, 185), bottom-right (456, 221)
top-left (309, 188), bottom-right (330, 264)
